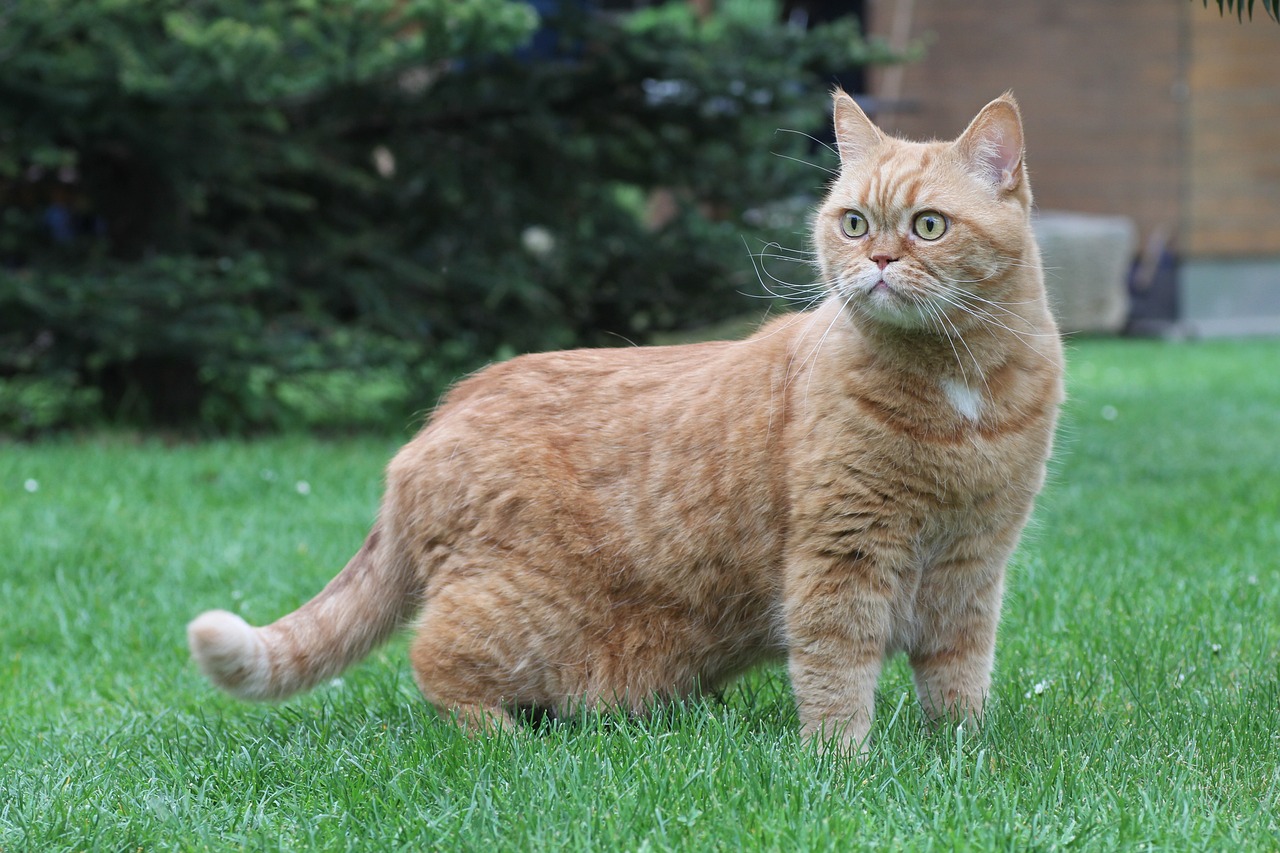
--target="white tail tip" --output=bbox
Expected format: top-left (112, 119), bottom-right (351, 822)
top-left (187, 609), bottom-right (275, 700)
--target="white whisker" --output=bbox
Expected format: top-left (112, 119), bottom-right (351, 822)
top-left (918, 296), bottom-right (975, 388)
top-left (784, 295), bottom-right (851, 404)
top-left (774, 127), bottom-right (841, 159)
top-left (770, 151), bottom-right (837, 176)
top-left (926, 289), bottom-right (1061, 368)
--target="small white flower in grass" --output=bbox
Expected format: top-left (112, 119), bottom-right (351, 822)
top-left (295, 480), bottom-right (311, 496)
top-left (1025, 678), bottom-right (1052, 699)
top-left (1100, 405), bottom-right (1118, 421)
top-left (23, 478), bottom-right (39, 493)
top-left (1247, 575), bottom-right (1258, 586)
top-left (1210, 643), bottom-right (1222, 655)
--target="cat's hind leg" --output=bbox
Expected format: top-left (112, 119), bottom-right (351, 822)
top-left (408, 578), bottom-right (560, 734)
top-left (410, 626), bottom-right (520, 733)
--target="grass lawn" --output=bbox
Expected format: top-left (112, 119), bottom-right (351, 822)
top-left (3, 337), bottom-right (1279, 850)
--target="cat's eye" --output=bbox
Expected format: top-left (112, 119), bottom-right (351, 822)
top-left (913, 211), bottom-right (947, 241)
top-left (840, 210), bottom-right (868, 238)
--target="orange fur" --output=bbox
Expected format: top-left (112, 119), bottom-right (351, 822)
top-left (189, 91), bottom-right (1063, 753)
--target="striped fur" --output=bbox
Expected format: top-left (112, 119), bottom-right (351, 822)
top-left (188, 91), bottom-right (1063, 754)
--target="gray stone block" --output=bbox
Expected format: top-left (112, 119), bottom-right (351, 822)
top-left (1033, 211), bottom-right (1136, 334)
top-left (1178, 258), bottom-right (1280, 338)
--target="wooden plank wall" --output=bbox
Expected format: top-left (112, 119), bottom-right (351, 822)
top-left (864, 0), bottom-right (1184, 250)
top-left (863, 1), bottom-right (1280, 260)
top-left (865, 0), bottom-right (1182, 249)
top-left (1186, 5), bottom-right (1280, 257)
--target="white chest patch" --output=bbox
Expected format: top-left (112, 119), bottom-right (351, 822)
top-left (942, 377), bottom-right (984, 422)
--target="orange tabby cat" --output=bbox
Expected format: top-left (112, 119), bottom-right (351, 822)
top-left (189, 90), bottom-right (1063, 753)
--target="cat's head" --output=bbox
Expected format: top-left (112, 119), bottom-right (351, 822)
top-left (814, 91), bottom-right (1038, 335)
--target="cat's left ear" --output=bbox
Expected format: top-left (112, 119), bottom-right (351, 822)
top-left (955, 94), bottom-right (1025, 195)
top-left (832, 89), bottom-right (884, 171)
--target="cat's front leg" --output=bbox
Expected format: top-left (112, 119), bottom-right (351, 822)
top-left (908, 556), bottom-right (1006, 730)
top-left (783, 548), bottom-right (897, 755)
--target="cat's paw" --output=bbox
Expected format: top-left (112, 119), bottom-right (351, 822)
top-left (803, 719), bottom-right (872, 761)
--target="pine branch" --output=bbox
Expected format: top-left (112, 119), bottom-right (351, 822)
top-left (1201, 0), bottom-right (1280, 22)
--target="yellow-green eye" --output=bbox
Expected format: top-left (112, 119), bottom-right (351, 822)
top-left (913, 211), bottom-right (947, 241)
top-left (840, 210), bottom-right (868, 238)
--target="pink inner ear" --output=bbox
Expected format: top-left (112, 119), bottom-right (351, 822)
top-left (832, 91), bottom-right (884, 170)
top-left (970, 111), bottom-right (1023, 192)
top-left (987, 132), bottom-right (1021, 190)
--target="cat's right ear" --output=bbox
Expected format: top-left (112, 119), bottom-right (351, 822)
top-left (832, 89), bottom-right (884, 171)
top-left (955, 94), bottom-right (1025, 195)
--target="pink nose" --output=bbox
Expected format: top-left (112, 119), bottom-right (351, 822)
top-left (872, 254), bottom-right (897, 271)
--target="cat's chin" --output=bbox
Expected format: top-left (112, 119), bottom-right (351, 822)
top-left (847, 288), bottom-right (937, 333)
top-left (835, 274), bottom-right (921, 328)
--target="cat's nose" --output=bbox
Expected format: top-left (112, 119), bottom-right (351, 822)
top-left (872, 254), bottom-right (897, 271)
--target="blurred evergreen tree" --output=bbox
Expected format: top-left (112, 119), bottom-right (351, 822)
top-left (0, 0), bottom-right (899, 431)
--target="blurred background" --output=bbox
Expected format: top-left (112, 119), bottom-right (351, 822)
top-left (867, 0), bottom-right (1280, 342)
top-left (2, 0), bottom-right (1276, 435)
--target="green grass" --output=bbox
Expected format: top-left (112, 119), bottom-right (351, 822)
top-left (3, 338), bottom-right (1279, 850)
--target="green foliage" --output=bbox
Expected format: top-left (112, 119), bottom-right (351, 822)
top-left (1200, 0), bottom-right (1280, 21)
top-left (0, 0), bottom-right (899, 432)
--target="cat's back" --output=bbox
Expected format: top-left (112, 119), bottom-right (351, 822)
top-left (384, 314), bottom-right (805, 560)
top-left (415, 312), bottom-right (803, 449)
top-left (438, 336), bottom-right (743, 421)
top-left (453, 304), bottom-right (821, 405)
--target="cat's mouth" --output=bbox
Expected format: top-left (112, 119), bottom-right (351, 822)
top-left (853, 275), bottom-right (935, 330)
top-left (867, 277), bottom-right (899, 300)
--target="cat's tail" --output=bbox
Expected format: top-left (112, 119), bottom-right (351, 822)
top-left (187, 522), bottom-right (418, 701)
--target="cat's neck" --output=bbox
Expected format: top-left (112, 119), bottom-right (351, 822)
top-left (797, 294), bottom-right (1059, 415)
